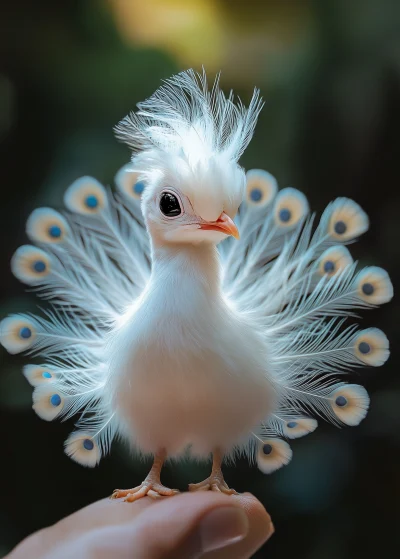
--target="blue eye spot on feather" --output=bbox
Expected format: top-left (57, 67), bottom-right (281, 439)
top-left (356, 267), bottom-right (393, 304)
top-left (246, 169), bottom-right (278, 208)
top-left (11, 245), bottom-right (51, 285)
top-left (65, 432), bottom-right (101, 466)
top-left (85, 195), bottom-right (98, 209)
top-left (50, 394), bottom-right (61, 407)
top-left (335, 395), bottom-right (348, 407)
top-left (133, 181), bottom-right (145, 195)
top-left (64, 177), bottom-right (107, 214)
top-left (327, 198), bottom-right (369, 240)
top-left (317, 246), bottom-right (353, 278)
top-left (1, 315), bottom-right (36, 353)
top-left (262, 443), bottom-right (272, 455)
top-left (83, 438), bottom-right (94, 451)
top-left (279, 208), bottom-right (291, 222)
top-left (331, 384), bottom-right (369, 425)
top-left (283, 417), bottom-right (318, 439)
top-left (354, 328), bottom-right (389, 366)
top-left (26, 208), bottom-right (69, 244)
top-left (23, 365), bottom-right (54, 386)
top-left (274, 188), bottom-right (309, 228)
top-left (19, 327), bottom-right (32, 339)
top-left (250, 188), bottom-right (262, 202)
top-left (362, 283), bottom-right (374, 296)
top-left (358, 342), bottom-right (371, 354)
top-left (323, 260), bottom-right (335, 273)
top-left (48, 225), bottom-right (61, 238)
top-left (334, 221), bottom-right (347, 235)
top-left (115, 164), bottom-right (143, 202)
top-left (257, 439), bottom-right (293, 473)
top-left (33, 260), bottom-right (46, 273)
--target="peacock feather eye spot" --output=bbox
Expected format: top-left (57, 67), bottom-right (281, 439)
top-left (42, 371), bottom-right (52, 379)
top-left (287, 421), bottom-right (298, 429)
top-left (50, 394), bottom-right (61, 407)
top-left (262, 443), bottom-right (273, 455)
top-left (335, 395), bottom-right (348, 407)
top-left (83, 438), bottom-right (94, 451)
top-left (279, 208), bottom-right (291, 223)
top-left (250, 188), bottom-right (262, 202)
top-left (324, 260), bottom-right (335, 273)
top-left (362, 282), bottom-right (374, 296)
top-left (32, 260), bottom-right (46, 273)
top-left (48, 225), bottom-right (62, 238)
top-left (19, 327), bottom-right (32, 339)
top-left (334, 220), bottom-right (347, 235)
top-left (358, 342), bottom-right (371, 354)
top-left (85, 195), bottom-right (98, 209)
top-left (133, 181), bottom-right (145, 195)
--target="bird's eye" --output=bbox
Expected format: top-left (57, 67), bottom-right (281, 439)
top-left (159, 192), bottom-right (182, 218)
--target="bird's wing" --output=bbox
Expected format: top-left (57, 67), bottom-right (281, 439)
top-left (0, 165), bottom-right (151, 466)
top-left (220, 169), bottom-right (392, 473)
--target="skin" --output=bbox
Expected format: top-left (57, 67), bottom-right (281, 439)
top-left (7, 493), bottom-right (273, 558)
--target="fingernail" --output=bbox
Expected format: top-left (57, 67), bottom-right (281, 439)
top-left (198, 506), bottom-right (249, 553)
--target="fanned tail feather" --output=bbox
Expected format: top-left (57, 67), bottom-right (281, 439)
top-left (221, 169), bottom-right (392, 473)
top-left (1, 167), bottom-right (150, 466)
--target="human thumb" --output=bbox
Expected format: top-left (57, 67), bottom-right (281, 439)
top-left (48, 492), bottom-right (273, 558)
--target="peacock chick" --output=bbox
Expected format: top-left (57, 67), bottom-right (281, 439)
top-left (0, 70), bottom-right (393, 503)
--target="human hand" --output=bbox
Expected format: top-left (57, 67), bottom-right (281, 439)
top-left (7, 492), bottom-right (273, 558)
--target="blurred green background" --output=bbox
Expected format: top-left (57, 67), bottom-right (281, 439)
top-left (0, 1), bottom-right (399, 557)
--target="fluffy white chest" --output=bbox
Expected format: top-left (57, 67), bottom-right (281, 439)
top-left (109, 244), bottom-right (273, 458)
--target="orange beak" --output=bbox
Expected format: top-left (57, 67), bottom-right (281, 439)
top-left (199, 212), bottom-right (240, 240)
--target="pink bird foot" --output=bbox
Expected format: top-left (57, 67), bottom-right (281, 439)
top-left (189, 448), bottom-right (238, 495)
top-left (111, 482), bottom-right (179, 502)
top-left (111, 449), bottom-right (179, 502)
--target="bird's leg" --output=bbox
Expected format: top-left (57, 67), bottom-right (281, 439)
top-left (188, 448), bottom-right (238, 495)
top-left (111, 449), bottom-right (179, 502)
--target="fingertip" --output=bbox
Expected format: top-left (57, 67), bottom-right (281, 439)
top-left (205, 492), bottom-right (273, 558)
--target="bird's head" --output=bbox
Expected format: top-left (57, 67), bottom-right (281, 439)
top-left (115, 69), bottom-right (263, 246)
top-left (132, 149), bottom-right (243, 245)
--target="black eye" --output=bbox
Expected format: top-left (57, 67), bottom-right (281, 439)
top-left (159, 192), bottom-right (182, 217)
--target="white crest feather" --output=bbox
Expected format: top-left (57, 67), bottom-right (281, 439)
top-left (115, 69), bottom-right (263, 163)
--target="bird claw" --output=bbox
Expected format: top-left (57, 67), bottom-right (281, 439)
top-left (111, 482), bottom-right (179, 502)
top-left (189, 475), bottom-right (238, 495)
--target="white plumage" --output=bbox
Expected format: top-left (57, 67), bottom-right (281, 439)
top-left (0, 70), bottom-right (393, 499)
